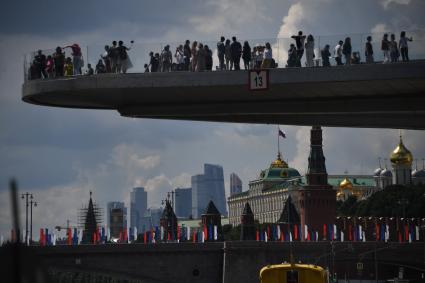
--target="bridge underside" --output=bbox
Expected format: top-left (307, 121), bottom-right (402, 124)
top-left (22, 61), bottom-right (425, 129)
top-left (118, 93), bottom-right (425, 129)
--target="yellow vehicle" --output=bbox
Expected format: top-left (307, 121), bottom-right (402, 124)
top-left (260, 263), bottom-right (328, 283)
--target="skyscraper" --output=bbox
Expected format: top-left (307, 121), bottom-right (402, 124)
top-left (130, 187), bottom-right (147, 231)
top-left (174, 187), bottom-right (192, 218)
top-left (230, 173), bottom-right (242, 196)
top-left (106, 202), bottom-right (127, 238)
top-left (191, 164), bottom-right (227, 218)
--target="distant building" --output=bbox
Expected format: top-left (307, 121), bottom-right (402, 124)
top-left (174, 187), bottom-right (192, 218)
top-left (373, 135), bottom-right (425, 188)
top-left (106, 202), bottom-right (127, 238)
top-left (140, 207), bottom-right (163, 232)
top-left (331, 175), bottom-right (376, 201)
top-left (230, 173), bottom-right (242, 196)
top-left (130, 187), bottom-right (147, 231)
top-left (227, 152), bottom-right (302, 226)
top-left (192, 164), bottom-right (227, 218)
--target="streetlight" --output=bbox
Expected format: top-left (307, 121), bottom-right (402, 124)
top-left (30, 195), bottom-right (37, 244)
top-left (21, 192), bottom-right (32, 244)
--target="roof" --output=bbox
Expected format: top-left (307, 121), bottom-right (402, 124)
top-left (242, 202), bottom-right (254, 215)
top-left (228, 190), bottom-right (249, 199)
top-left (277, 196), bottom-right (300, 224)
top-left (260, 167), bottom-right (301, 181)
top-left (328, 176), bottom-right (375, 187)
top-left (203, 200), bottom-right (220, 215)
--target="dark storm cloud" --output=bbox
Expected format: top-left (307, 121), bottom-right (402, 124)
top-left (0, 0), bottom-right (196, 36)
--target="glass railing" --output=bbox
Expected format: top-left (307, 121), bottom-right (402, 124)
top-left (23, 29), bottom-right (425, 82)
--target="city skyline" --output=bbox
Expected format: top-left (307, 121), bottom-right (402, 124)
top-left (1, 0), bottom-right (425, 240)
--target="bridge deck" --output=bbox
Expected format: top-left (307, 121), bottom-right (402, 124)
top-left (22, 61), bottom-right (425, 129)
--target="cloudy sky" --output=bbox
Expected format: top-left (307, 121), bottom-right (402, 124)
top-left (1, 0), bottom-right (425, 239)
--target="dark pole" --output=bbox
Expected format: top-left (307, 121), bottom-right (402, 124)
top-left (10, 179), bottom-right (21, 283)
top-left (30, 196), bottom-right (36, 244)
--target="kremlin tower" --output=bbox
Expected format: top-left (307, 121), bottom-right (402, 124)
top-left (297, 126), bottom-right (336, 235)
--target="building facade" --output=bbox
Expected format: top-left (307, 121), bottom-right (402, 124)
top-left (106, 202), bottom-right (127, 238)
top-left (130, 187), bottom-right (147, 231)
top-left (230, 173), bottom-right (242, 196)
top-left (228, 152), bottom-right (302, 226)
top-left (192, 164), bottom-right (227, 218)
top-left (174, 187), bottom-right (192, 219)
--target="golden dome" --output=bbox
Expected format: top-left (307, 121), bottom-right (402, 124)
top-left (270, 152), bottom-right (288, 168)
top-left (339, 177), bottom-right (353, 190)
top-left (390, 137), bottom-right (413, 165)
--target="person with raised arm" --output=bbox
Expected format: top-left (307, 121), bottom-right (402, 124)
top-left (116, 40), bottom-right (134, 73)
top-left (63, 43), bottom-right (83, 75)
top-left (291, 31), bottom-right (306, 67)
top-left (399, 31), bottom-right (413, 62)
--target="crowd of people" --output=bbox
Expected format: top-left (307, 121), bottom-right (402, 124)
top-left (27, 31), bottom-right (414, 80)
top-left (142, 36), bottom-right (276, 73)
top-left (287, 30), bottom-right (413, 68)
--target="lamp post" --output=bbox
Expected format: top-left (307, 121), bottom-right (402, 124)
top-left (21, 192), bottom-right (33, 244)
top-left (29, 195), bottom-right (37, 244)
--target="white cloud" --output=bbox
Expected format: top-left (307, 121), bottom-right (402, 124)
top-left (112, 144), bottom-right (160, 170)
top-left (288, 127), bottom-right (310, 175)
top-left (371, 23), bottom-right (390, 33)
top-left (277, 3), bottom-right (304, 39)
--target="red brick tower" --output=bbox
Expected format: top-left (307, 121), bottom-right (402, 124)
top-left (298, 126), bottom-right (336, 236)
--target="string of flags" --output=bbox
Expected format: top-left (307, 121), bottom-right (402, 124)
top-left (2, 220), bottom-right (422, 246)
top-left (31, 224), bottom-right (221, 246)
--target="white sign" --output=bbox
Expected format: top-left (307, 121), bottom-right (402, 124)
top-left (249, 70), bottom-right (269, 91)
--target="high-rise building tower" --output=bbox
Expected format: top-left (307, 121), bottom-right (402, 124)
top-left (130, 187), bottom-right (147, 231)
top-left (298, 126), bottom-right (336, 234)
top-left (230, 173), bottom-right (242, 196)
top-left (106, 202), bottom-right (127, 238)
top-left (192, 164), bottom-right (227, 218)
top-left (174, 187), bottom-right (192, 218)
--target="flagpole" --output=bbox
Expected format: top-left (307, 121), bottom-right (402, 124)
top-left (277, 125), bottom-right (280, 155)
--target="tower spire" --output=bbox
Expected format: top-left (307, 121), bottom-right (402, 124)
top-left (306, 126), bottom-right (329, 186)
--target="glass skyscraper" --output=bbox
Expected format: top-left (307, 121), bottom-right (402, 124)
top-left (191, 164), bottom-right (227, 218)
top-left (130, 187), bottom-right (147, 231)
top-left (230, 173), bottom-right (242, 196)
top-left (174, 187), bottom-right (192, 218)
